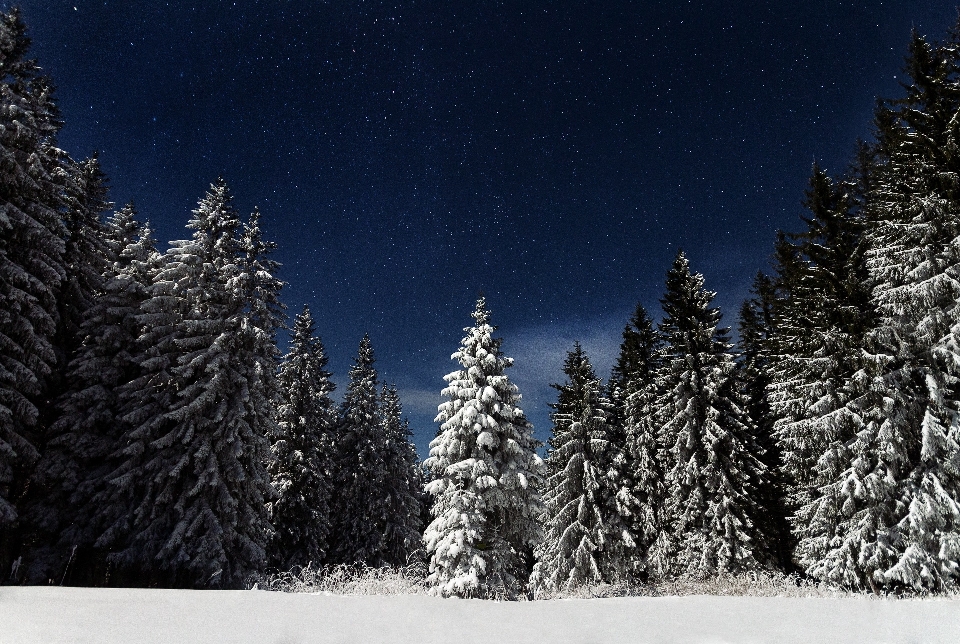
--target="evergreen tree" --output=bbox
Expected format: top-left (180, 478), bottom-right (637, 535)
top-left (327, 334), bottom-right (388, 566)
top-left (532, 343), bottom-right (634, 591)
top-left (653, 252), bottom-right (774, 577)
top-left (56, 155), bottom-right (111, 368)
top-left (0, 8), bottom-right (66, 553)
top-left (21, 205), bottom-right (155, 583)
top-left (768, 165), bottom-right (873, 517)
top-left (808, 29), bottom-right (960, 592)
top-left (609, 303), bottom-right (660, 408)
top-left (736, 271), bottom-right (793, 571)
top-left (612, 305), bottom-right (665, 579)
top-left (108, 180), bottom-right (277, 588)
top-left (424, 297), bottom-right (543, 597)
top-left (268, 306), bottom-right (336, 572)
top-left (378, 384), bottom-right (425, 567)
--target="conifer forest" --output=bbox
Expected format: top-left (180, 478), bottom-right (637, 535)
top-left (4, 5), bottom-right (960, 600)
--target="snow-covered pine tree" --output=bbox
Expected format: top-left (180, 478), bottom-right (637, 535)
top-left (807, 28), bottom-right (960, 592)
top-left (424, 297), bottom-right (544, 598)
top-left (20, 205), bottom-right (156, 584)
top-left (608, 303), bottom-right (660, 415)
top-left (595, 305), bottom-right (658, 580)
top-left (268, 306), bottom-right (336, 572)
top-left (0, 8), bottom-right (67, 556)
top-left (378, 384), bottom-right (425, 567)
top-left (532, 343), bottom-right (634, 591)
top-left (653, 252), bottom-right (774, 577)
top-left (327, 334), bottom-right (388, 566)
top-left (736, 271), bottom-right (792, 571)
top-left (617, 305), bottom-right (669, 579)
top-left (55, 155), bottom-right (112, 368)
top-left (767, 165), bottom-right (874, 520)
top-left (108, 180), bottom-right (277, 588)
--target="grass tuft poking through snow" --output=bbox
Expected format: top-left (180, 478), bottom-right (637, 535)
top-left (253, 565), bottom-right (954, 600)
top-left (253, 561), bottom-right (431, 596)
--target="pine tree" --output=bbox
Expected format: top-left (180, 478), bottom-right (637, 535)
top-left (378, 384), bottom-right (425, 567)
top-left (808, 29), bottom-right (960, 592)
top-left (653, 252), bottom-right (774, 577)
top-left (610, 305), bottom-right (665, 579)
top-left (327, 334), bottom-right (388, 566)
top-left (56, 155), bottom-right (111, 368)
top-left (21, 205), bottom-right (155, 583)
top-left (768, 165), bottom-right (873, 517)
top-left (108, 180), bottom-right (277, 588)
top-left (532, 343), bottom-right (634, 591)
top-left (268, 306), bottom-right (336, 572)
top-left (736, 271), bottom-right (792, 571)
top-left (0, 8), bottom-right (67, 552)
top-left (424, 297), bottom-right (544, 597)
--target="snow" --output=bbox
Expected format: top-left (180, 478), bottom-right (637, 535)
top-left (3, 587), bottom-right (959, 644)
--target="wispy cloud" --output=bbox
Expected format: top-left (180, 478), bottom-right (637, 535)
top-left (502, 316), bottom-right (625, 442)
top-left (397, 386), bottom-right (444, 417)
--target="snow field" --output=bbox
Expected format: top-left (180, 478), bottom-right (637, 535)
top-left (3, 586), bottom-right (959, 644)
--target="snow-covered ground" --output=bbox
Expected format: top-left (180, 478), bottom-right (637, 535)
top-left (3, 586), bottom-right (959, 644)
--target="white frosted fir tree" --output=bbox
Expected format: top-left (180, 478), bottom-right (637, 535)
top-left (532, 343), bottom-right (634, 592)
top-left (22, 205), bottom-right (156, 583)
top-left (653, 252), bottom-right (774, 577)
top-left (807, 31), bottom-right (960, 592)
top-left (0, 8), bottom-right (67, 539)
top-left (379, 384), bottom-right (425, 567)
top-left (268, 305), bottom-right (336, 571)
top-left (424, 297), bottom-right (543, 598)
top-left (109, 180), bottom-right (278, 588)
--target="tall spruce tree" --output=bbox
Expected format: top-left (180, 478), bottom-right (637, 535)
top-left (55, 155), bottom-right (111, 369)
top-left (532, 343), bottom-right (634, 591)
top-left (21, 205), bottom-right (155, 583)
top-left (808, 29), bottom-right (960, 592)
top-left (614, 305), bottom-right (665, 579)
top-left (424, 297), bottom-right (544, 597)
top-left (736, 271), bottom-right (793, 571)
top-left (653, 252), bottom-right (774, 577)
top-left (108, 180), bottom-right (278, 588)
top-left (768, 165), bottom-right (873, 517)
top-left (378, 384), bottom-right (425, 567)
top-left (0, 8), bottom-right (67, 560)
top-left (327, 334), bottom-right (388, 566)
top-left (268, 306), bottom-right (336, 571)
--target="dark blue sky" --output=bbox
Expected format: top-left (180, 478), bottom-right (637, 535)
top-left (15, 0), bottom-right (957, 455)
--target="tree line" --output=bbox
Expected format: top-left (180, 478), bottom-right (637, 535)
top-left (0, 8), bottom-right (423, 588)
top-left (423, 21), bottom-right (960, 596)
top-left (4, 7), bottom-right (960, 596)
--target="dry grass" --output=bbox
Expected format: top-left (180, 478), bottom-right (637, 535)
top-left (253, 566), bottom-right (956, 600)
top-left (531, 571), bottom-right (851, 600)
top-left (252, 561), bottom-right (430, 596)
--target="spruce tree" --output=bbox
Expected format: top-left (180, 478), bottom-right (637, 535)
top-left (22, 205), bottom-right (155, 583)
top-left (736, 271), bottom-right (792, 571)
top-left (378, 384), bottom-right (425, 567)
top-left (808, 29), bottom-right (960, 592)
top-left (56, 155), bottom-right (111, 368)
top-left (268, 306), bottom-right (336, 572)
top-left (653, 252), bottom-right (774, 577)
top-left (612, 304), bottom-right (665, 579)
top-left (327, 334), bottom-right (388, 566)
top-left (768, 165), bottom-right (873, 517)
top-left (0, 8), bottom-right (66, 552)
top-left (108, 180), bottom-right (277, 588)
top-left (424, 297), bottom-right (543, 597)
top-left (532, 343), bottom-right (634, 591)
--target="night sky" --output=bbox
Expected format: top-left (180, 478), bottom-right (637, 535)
top-left (14, 0), bottom-right (958, 456)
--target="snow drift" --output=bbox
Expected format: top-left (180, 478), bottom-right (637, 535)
top-left (3, 586), bottom-right (959, 644)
